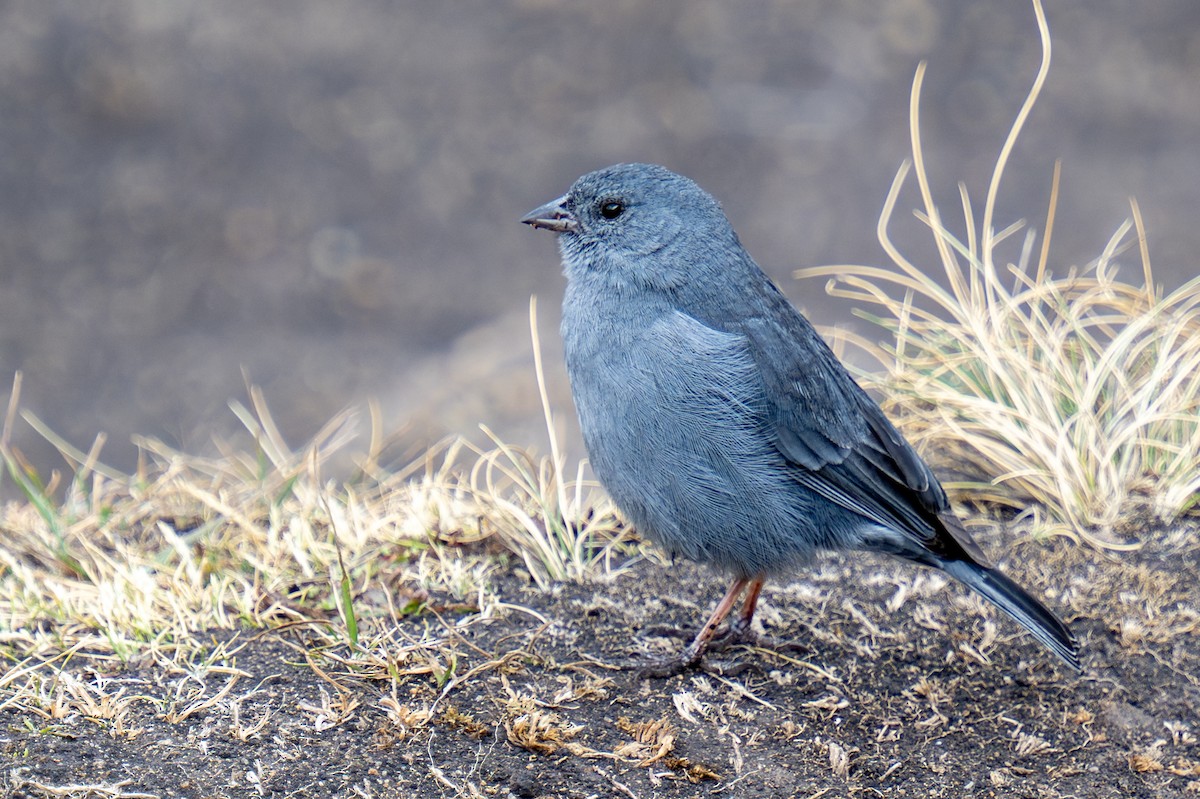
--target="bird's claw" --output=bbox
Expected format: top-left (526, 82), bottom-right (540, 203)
top-left (628, 638), bottom-right (707, 678)
top-left (633, 654), bottom-right (698, 679)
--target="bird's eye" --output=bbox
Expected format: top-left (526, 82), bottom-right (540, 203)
top-left (599, 201), bottom-right (625, 220)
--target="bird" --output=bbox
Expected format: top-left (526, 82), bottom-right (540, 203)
top-left (520, 163), bottom-right (1080, 675)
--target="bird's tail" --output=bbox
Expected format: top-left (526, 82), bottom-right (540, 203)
top-left (940, 559), bottom-right (1080, 672)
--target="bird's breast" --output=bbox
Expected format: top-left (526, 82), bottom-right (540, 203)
top-left (560, 299), bottom-right (821, 574)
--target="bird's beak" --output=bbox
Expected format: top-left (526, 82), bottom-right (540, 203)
top-left (521, 194), bottom-right (578, 233)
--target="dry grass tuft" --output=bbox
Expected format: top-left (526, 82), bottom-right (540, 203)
top-left (504, 706), bottom-right (584, 755)
top-left (1129, 741), bottom-right (1167, 773)
top-left (797, 0), bottom-right (1200, 548)
top-left (0, 298), bottom-right (637, 757)
top-left (0, 307), bottom-right (631, 678)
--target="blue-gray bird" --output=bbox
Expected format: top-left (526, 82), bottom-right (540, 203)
top-left (521, 163), bottom-right (1079, 674)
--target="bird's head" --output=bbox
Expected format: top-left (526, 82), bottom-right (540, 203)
top-left (521, 163), bottom-right (737, 290)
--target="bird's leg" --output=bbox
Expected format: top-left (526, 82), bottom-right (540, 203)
top-left (710, 575), bottom-right (765, 649)
top-left (638, 577), bottom-right (750, 677)
top-left (729, 576), bottom-right (765, 641)
top-left (719, 576), bottom-right (811, 658)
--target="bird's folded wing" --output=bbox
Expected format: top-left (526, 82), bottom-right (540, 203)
top-left (724, 282), bottom-right (987, 562)
top-left (676, 267), bottom-right (990, 561)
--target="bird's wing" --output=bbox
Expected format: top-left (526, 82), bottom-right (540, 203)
top-left (694, 275), bottom-right (988, 564)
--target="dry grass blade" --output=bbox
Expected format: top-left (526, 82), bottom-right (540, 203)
top-left (5, 771), bottom-right (162, 799)
top-left (796, 0), bottom-right (1198, 549)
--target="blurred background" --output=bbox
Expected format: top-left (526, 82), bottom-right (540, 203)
top-left (1, 1), bottom-right (1197, 481)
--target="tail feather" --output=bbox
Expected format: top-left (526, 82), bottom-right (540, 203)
top-left (941, 559), bottom-right (1080, 672)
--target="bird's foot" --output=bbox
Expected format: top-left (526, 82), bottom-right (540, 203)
top-left (641, 620), bottom-right (757, 650)
top-left (626, 635), bottom-right (709, 678)
top-left (627, 622), bottom-right (710, 675)
top-left (632, 621), bottom-right (807, 678)
top-left (632, 651), bottom-right (702, 679)
top-left (710, 617), bottom-right (758, 649)
top-left (712, 621), bottom-right (810, 658)
top-left (630, 644), bottom-right (766, 679)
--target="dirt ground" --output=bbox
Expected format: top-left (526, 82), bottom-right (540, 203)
top-left (4, 528), bottom-right (1198, 798)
